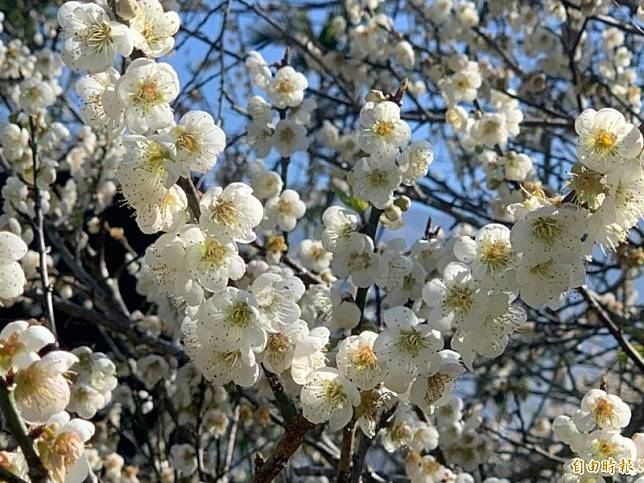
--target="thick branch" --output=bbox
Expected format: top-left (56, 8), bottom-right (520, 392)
top-left (252, 414), bottom-right (315, 483)
top-left (336, 422), bottom-right (355, 482)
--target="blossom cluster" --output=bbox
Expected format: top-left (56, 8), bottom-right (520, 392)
top-left (553, 389), bottom-right (643, 482)
top-left (0, 322), bottom-right (97, 482)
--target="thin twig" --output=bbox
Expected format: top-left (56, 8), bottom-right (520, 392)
top-left (28, 117), bottom-right (57, 340)
top-left (580, 286), bottom-right (644, 373)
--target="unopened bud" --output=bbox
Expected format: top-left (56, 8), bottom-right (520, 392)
top-left (334, 300), bottom-right (361, 330)
top-left (110, 227), bottom-right (124, 240)
top-left (366, 90), bottom-right (387, 103)
top-left (393, 195), bottom-right (411, 211)
top-left (384, 205), bottom-right (402, 222)
top-left (116, 0), bottom-right (140, 20)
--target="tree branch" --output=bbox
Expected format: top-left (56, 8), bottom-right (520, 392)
top-left (580, 286), bottom-right (644, 373)
top-left (252, 414), bottom-right (316, 483)
top-left (28, 117), bottom-right (57, 340)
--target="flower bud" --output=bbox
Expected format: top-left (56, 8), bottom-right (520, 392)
top-left (393, 195), bottom-right (411, 211)
top-left (116, 0), bottom-right (140, 20)
top-left (384, 205), bottom-right (402, 222)
top-left (366, 90), bottom-right (387, 103)
top-left (334, 300), bottom-right (361, 330)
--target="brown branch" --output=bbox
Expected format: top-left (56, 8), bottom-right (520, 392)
top-left (580, 286), bottom-right (644, 373)
top-left (53, 297), bottom-right (185, 359)
top-left (177, 176), bottom-right (202, 221)
top-left (336, 422), bottom-right (356, 482)
top-left (252, 414), bottom-right (316, 483)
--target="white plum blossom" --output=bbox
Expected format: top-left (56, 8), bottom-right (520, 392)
top-left (439, 60), bottom-right (482, 105)
top-left (577, 389), bottom-right (631, 431)
top-left (300, 367), bottom-right (360, 431)
top-left (336, 331), bottom-right (386, 390)
top-left (422, 262), bottom-right (506, 329)
top-left (271, 119), bottom-right (309, 157)
top-left (410, 350), bottom-right (466, 413)
top-left (0, 321), bottom-right (55, 375)
top-left (331, 232), bottom-right (381, 288)
top-left (510, 204), bottom-right (588, 263)
top-left (351, 154), bottom-right (402, 209)
top-left (130, 0), bottom-right (180, 58)
top-left (267, 66), bottom-right (308, 108)
top-left (376, 238), bottom-right (413, 292)
top-left (374, 306), bottom-right (443, 393)
top-left (554, 391), bottom-right (639, 478)
top-left (451, 304), bottom-right (526, 370)
top-left (332, 299), bottom-right (362, 331)
top-left (184, 227), bottom-right (245, 292)
top-left (299, 239), bottom-right (332, 272)
top-left (321, 206), bottom-right (361, 253)
top-left (262, 320), bottom-right (308, 374)
top-left (67, 347), bottom-right (117, 419)
top-left (247, 95), bottom-right (273, 125)
top-left (515, 256), bottom-right (585, 309)
top-left (588, 161), bottom-right (644, 249)
top-left (249, 163), bottom-right (284, 200)
top-left (250, 273), bottom-right (305, 329)
top-left (453, 224), bottom-right (516, 290)
top-left (8, 0), bottom-right (644, 479)
top-left (13, 350), bottom-right (78, 423)
top-left (575, 107), bottom-right (643, 174)
top-left (0, 124), bottom-right (29, 161)
top-left (406, 454), bottom-right (451, 483)
top-left (245, 51), bottom-right (272, 89)
top-left (18, 78), bottom-right (56, 114)
top-left (75, 68), bottom-right (123, 130)
top-left (581, 431), bottom-right (637, 470)
top-left (264, 189), bottom-right (306, 232)
top-left (469, 112), bottom-right (510, 148)
top-left (290, 326), bottom-right (330, 384)
top-left (399, 140), bottom-right (434, 185)
top-left (117, 134), bottom-right (176, 207)
top-left (134, 184), bottom-right (187, 234)
top-left (247, 120), bottom-right (274, 157)
top-left (501, 151), bottom-right (533, 181)
top-left (182, 318), bottom-right (261, 386)
top-left (194, 287), bottom-right (267, 352)
top-left (116, 58), bottom-right (179, 134)
top-left (0, 231), bottom-right (28, 303)
top-left (137, 354), bottom-right (170, 389)
top-left (358, 101), bottom-right (411, 156)
top-left (167, 110), bottom-right (226, 175)
top-left (57, 1), bottom-right (134, 73)
top-left (37, 412), bottom-right (95, 483)
top-left (199, 183), bottom-right (263, 243)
